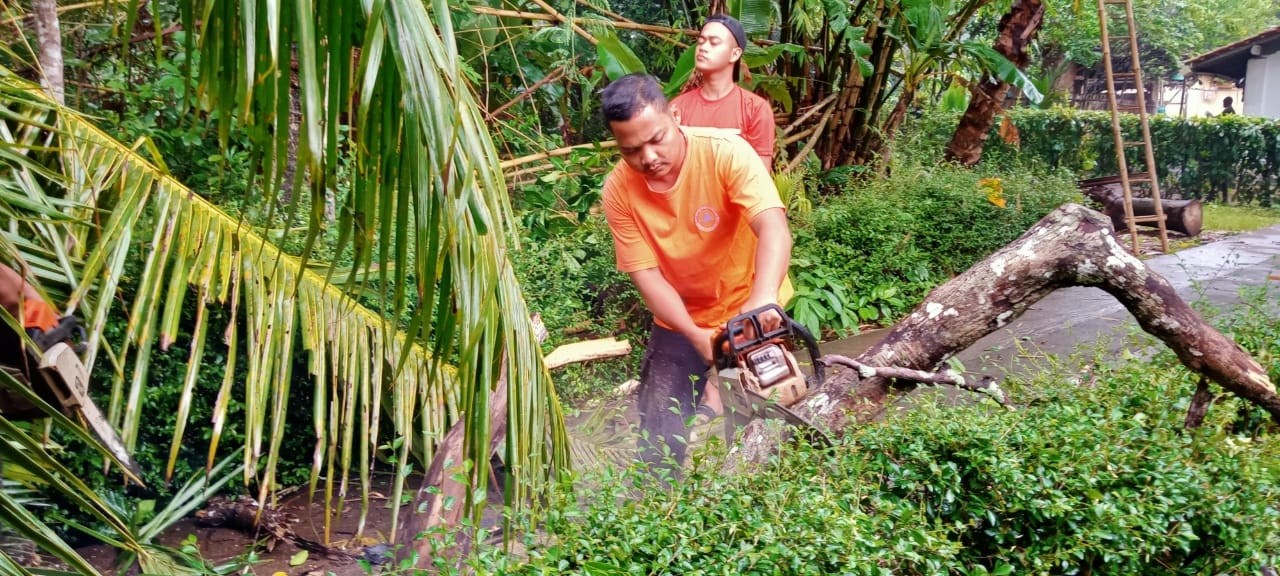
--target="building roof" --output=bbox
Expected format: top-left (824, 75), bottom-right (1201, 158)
top-left (1187, 26), bottom-right (1280, 79)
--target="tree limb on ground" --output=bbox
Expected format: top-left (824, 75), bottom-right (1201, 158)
top-left (733, 203), bottom-right (1276, 465)
top-left (819, 354), bottom-right (1009, 406)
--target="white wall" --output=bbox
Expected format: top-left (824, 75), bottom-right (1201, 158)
top-left (1243, 53), bottom-right (1280, 119)
top-left (1162, 77), bottom-right (1242, 118)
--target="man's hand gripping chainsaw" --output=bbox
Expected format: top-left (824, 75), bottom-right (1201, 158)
top-left (710, 304), bottom-right (828, 439)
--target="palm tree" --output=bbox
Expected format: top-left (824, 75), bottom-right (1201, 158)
top-left (0, 0), bottom-right (568, 569)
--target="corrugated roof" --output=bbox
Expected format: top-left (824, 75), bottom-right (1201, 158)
top-left (1187, 26), bottom-right (1280, 79)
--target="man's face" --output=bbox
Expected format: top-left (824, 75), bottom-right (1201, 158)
top-left (609, 104), bottom-right (684, 180)
top-left (695, 22), bottom-right (741, 74)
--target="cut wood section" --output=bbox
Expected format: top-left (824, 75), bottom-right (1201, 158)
top-left (734, 204), bottom-right (1277, 465)
top-left (1082, 183), bottom-right (1203, 237)
top-left (543, 337), bottom-right (632, 370)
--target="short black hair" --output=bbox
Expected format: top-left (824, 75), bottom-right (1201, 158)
top-left (1224, 96), bottom-right (1234, 105)
top-left (601, 73), bottom-right (669, 125)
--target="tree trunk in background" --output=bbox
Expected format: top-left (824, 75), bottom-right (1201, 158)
top-left (732, 204), bottom-right (1278, 465)
top-left (31, 0), bottom-right (64, 104)
top-left (943, 0), bottom-right (1044, 165)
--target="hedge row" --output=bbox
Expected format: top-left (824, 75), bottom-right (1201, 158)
top-left (911, 108), bottom-right (1280, 206)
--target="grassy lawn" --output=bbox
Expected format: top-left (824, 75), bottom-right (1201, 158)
top-left (1203, 203), bottom-right (1280, 231)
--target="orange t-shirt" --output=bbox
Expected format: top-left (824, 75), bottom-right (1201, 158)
top-left (671, 86), bottom-right (775, 171)
top-left (602, 127), bottom-right (793, 329)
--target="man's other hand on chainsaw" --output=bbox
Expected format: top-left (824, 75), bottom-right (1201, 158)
top-left (0, 262), bottom-right (58, 331)
top-left (739, 297), bottom-right (783, 336)
top-left (629, 268), bottom-right (717, 365)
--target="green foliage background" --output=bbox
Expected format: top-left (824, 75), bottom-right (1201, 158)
top-left (910, 108), bottom-right (1280, 206)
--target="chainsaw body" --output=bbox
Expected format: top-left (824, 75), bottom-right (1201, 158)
top-left (713, 304), bottom-right (824, 409)
top-left (0, 316), bottom-right (143, 482)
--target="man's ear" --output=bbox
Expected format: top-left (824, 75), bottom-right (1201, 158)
top-left (731, 47), bottom-right (743, 63)
top-left (670, 104), bottom-right (682, 125)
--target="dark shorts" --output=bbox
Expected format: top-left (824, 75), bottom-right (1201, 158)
top-left (636, 324), bottom-right (711, 472)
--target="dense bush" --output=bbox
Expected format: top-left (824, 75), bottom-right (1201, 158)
top-left (788, 161), bottom-right (1080, 335)
top-left (456, 298), bottom-right (1280, 575)
top-left (908, 108), bottom-right (1280, 206)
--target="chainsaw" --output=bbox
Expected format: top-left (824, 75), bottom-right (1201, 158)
top-left (711, 304), bottom-right (829, 442)
top-left (1, 316), bottom-right (144, 483)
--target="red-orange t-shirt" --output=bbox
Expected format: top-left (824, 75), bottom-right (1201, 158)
top-left (602, 127), bottom-right (792, 329)
top-left (671, 86), bottom-right (775, 171)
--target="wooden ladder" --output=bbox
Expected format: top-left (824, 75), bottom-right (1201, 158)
top-left (1096, 0), bottom-right (1168, 255)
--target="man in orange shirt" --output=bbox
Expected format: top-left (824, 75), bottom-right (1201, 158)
top-left (600, 74), bottom-right (792, 470)
top-left (671, 14), bottom-right (775, 172)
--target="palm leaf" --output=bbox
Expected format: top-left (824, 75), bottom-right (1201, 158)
top-left (0, 0), bottom-right (569, 543)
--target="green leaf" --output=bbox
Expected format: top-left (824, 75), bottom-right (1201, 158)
top-left (754, 76), bottom-right (794, 113)
top-left (664, 46), bottom-right (698, 98)
top-left (289, 550), bottom-right (309, 566)
top-left (742, 43), bottom-right (804, 70)
top-left (596, 30), bottom-right (646, 81)
top-left (729, 0), bottom-right (773, 36)
top-left (966, 44), bottom-right (1044, 105)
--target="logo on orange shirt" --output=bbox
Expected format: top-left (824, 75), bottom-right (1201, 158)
top-left (694, 206), bottom-right (720, 232)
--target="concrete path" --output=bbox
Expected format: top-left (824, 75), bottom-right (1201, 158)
top-left (954, 225), bottom-right (1280, 378)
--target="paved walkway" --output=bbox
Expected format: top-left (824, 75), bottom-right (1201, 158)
top-left (955, 225), bottom-right (1280, 378)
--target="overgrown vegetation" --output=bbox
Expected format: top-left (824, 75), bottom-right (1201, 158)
top-left (430, 293), bottom-right (1280, 575)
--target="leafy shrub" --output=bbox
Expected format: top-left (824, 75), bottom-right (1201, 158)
top-left (510, 214), bottom-right (646, 402)
top-left (467, 303), bottom-right (1280, 575)
top-left (790, 161), bottom-right (1080, 327)
top-left (907, 108), bottom-right (1280, 206)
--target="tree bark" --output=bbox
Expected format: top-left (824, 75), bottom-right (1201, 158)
top-left (31, 0), bottom-right (64, 104)
top-left (735, 204), bottom-right (1277, 464)
top-left (398, 363), bottom-right (508, 566)
top-left (943, 0), bottom-right (1044, 165)
top-left (1082, 184), bottom-right (1203, 237)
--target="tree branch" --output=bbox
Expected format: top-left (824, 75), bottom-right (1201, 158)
top-left (734, 204), bottom-right (1278, 465)
top-left (820, 354), bottom-right (1009, 406)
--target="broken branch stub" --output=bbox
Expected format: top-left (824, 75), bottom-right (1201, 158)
top-left (738, 204), bottom-right (1275, 464)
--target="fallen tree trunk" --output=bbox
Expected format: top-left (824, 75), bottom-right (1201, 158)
top-left (736, 203), bottom-right (1276, 464)
top-left (1081, 183), bottom-right (1203, 237)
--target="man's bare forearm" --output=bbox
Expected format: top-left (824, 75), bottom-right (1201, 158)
top-left (747, 208), bottom-right (792, 306)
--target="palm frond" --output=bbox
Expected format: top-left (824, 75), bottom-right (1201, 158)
top-left (0, 0), bottom-right (568, 553)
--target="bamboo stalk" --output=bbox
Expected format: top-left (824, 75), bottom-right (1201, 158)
top-left (781, 93), bottom-right (839, 136)
top-left (499, 140), bottom-right (616, 169)
top-left (783, 125), bottom-right (816, 146)
top-left (504, 163), bottom-right (555, 181)
top-left (474, 6), bottom-right (693, 36)
top-left (786, 104), bottom-right (835, 173)
top-left (485, 65), bottom-right (568, 122)
top-left (471, 6), bottom-right (820, 50)
top-left (524, 0), bottom-right (598, 45)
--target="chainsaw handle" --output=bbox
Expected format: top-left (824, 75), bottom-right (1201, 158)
top-left (790, 316), bottom-right (825, 390)
top-left (712, 304), bottom-right (826, 388)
